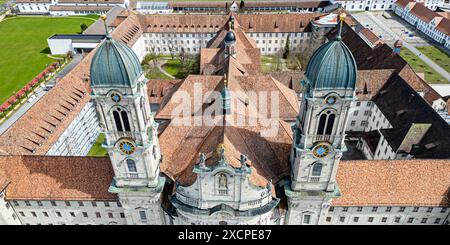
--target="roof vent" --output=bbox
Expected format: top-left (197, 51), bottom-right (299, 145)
top-left (395, 109), bottom-right (408, 116)
top-left (424, 142), bottom-right (439, 150)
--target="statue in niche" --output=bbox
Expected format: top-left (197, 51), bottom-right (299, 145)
top-left (218, 174), bottom-right (227, 189)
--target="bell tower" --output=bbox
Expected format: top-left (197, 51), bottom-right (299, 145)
top-left (285, 13), bottom-right (357, 225)
top-left (90, 16), bottom-right (165, 225)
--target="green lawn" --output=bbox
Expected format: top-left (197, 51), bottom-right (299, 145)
top-left (87, 133), bottom-right (107, 157)
top-left (162, 58), bottom-right (199, 79)
top-left (0, 17), bottom-right (95, 104)
top-left (400, 48), bottom-right (448, 84)
top-left (144, 66), bottom-right (173, 79)
top-left (416, 45), bottom-right (450, 73)
top-left (162, 59), bottom-right (182, 77)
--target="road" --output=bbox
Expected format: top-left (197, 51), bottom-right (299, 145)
top-left (366, 11), bottom-right (450, 81)
top-left (0, 54), bottom-right (83, 134)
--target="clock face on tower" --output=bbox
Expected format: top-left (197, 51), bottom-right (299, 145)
top-left (119, 140), bottom-right (136, 155)
top-left (325, 95), bottom-right (336, 105)
top-left (312, 144), bottom-right (330, 158)
top-left (111, 92), bottom-right (122, 103)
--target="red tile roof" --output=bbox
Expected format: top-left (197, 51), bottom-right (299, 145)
top-left (410, 2), bottom-right (439, 23)
top-left (394, 0), bottom-right (413, 9)
top-left (0, 156), bottom-right (116, 201)
top-left (334, 160), bottom-right (450, 206)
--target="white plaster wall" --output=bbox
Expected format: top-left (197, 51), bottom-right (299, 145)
top-left (17, 3), bottom-right (50, 13)
top-left (347, 100), bottom-right (373, 132)
top-left (325, 206), bottom-right (450, 225)
top-left (48, 39), bottom-right (73, 55)
top-left (10, 200), bottom-right (126, 225)
top-left (0, 191), bottom-right (21, 225)
top-left (47, 102), bottom-right (100, 156)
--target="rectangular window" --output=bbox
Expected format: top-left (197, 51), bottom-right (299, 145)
top-left (92, 201), bottom-right (97, 207)
top-left (117, 202), bottom-right (122, 208)
top-left (395, 217), bottom-right (401, 223)
top-left (339, 217), bottom-right (345, 222)
top-left (353, 110), bottom-right (358, 116)
top-left (303, 214), bottom-right (311, 224)
top-left (51, 201), bottom-right (57, 207)
top-left (326, 217), bottom-right (331, 222)
top-left (139, 211), bottom-right (147, 222)
top-left (434, 218), bottom-right (441, 224)
top-left (65, 201), bottom-right (71, 207)
top-left (13, 201), bottom-right (19, 206)
top-left (351, 121), bottom-right (356, 126)
top-left (372, 207), bottom-right (378, 212)
top-left (31, 212), bottom-right (37, 217)
top-left (357, 207), bottom-right (363, 212)
top-left (78, 201), bottom-right (84, 207)
top-left (353, 217), bottom-right (359, 222)
top-left (399, 207), bottom-right (405, 212)
top-left (19, 211), bottom-right (25, 217)
top-left (381, 217), bottom-right (387, 223)
top-left (386, 207), bottom-right (392, 212)
top-left (83, 212), bottom-right (88, 218)
top-left (413, 207), bottom-right (419, 212)
top-left (37, 201), bottom-right (43, 206)
top-left (70, 212), bottom-right (75, 217)
top-left (342, 207), bottom-right (348, 212)
top-left (25, 201), bottom-right (31, 206)
top-left (108, 212), bottom-right (114, 218)
top-left (120, 213), bottom-right (125, 218)
top-left (356, 102), bottom-right (361, 107)
top-left (421, 218), bottom-right (427, 224)
top-left (426, 207), bottom-right (433, 213)
top-left (43, 212), bottom-right (48, 217)
top-left (329, 207), bottom-right (334, 212)
top-left (56, 212), bottom-right (62, 217)
top-left (441, 208), bottom-right (447, 213)
top-left (96, 212), bottom-right (101, 218)
top-left (104, 201), bottom-right (110, 207)
top-left (368, 217), bottom-right (374, 222)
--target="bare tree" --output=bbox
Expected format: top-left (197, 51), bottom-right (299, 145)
top-left (167, 33), bottom-right (176, 60)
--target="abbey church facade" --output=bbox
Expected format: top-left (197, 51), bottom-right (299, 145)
top-left (0, 10), bottom-right (449, 225)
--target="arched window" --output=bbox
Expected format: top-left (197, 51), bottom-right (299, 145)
top-left (325, 114), bottom-right (335, 135)
top-left (112, 108), bottom-right (131, 132)
top-left (141, 97), bottom-right (148, 123)
top-left (126, 159), bottom-right (137, 173)
top-left (121, 111), bottom-right (131, 131)
top-left (113, 111), bottom-right (123, 132)
top-left (317, 114), bottom-right (327, 135)
top-left (312, 163), bottom-right (323, 176)
top-left (317, 110), bottom-right (336, 135)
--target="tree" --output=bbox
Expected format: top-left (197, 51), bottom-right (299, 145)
top-left (240, 0), bottom-right (245, 9)
top-left (283, 34), bottom-right (291, 59)
top-left (167, 36), bottom-right (176, 60)
top-left (142, 51), bottom-right (161, 68)
top-left (80, 23), bottom-right (88, 32)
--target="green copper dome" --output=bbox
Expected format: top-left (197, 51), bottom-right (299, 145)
top-left (304, 38), bottom-right (357, 91)
top-left (90, 37), bottom-right (143, 88)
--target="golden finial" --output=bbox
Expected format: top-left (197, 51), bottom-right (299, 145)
top-left (101, 14), bottom-right (109, 37)
top-left (337, 12), bottom-right (346, 40)
top-left (217, 144), bottom-right (226, 154)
